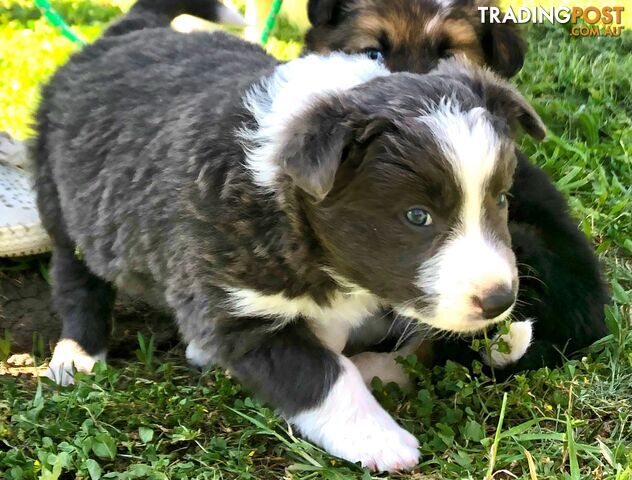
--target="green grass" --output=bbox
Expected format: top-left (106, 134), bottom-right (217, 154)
top-left (1, 1), bottom-right (631, 479)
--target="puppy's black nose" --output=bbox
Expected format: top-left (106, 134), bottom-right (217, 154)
top-left (475, 288), bottom-right (515, 320)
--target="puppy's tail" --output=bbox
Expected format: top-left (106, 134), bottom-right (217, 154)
top-left (104, 0), bottom-right (245, 37)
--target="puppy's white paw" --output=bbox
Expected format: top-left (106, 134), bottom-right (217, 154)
top-left (351, 351), bottom-right (412, 390)
top-left (185, 341), bottom-right (216, 368)
top-left (291, 356), bottom-right (419, 472)
top-left (329, 405), bottom-right (420, 472)
top-left (483, 320), bottom-right (533, 368)
top-left (42, 339), bottom-right (106, 386)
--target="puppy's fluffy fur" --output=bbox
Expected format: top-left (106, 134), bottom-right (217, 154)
top-left (305, 0), bottom-right (609, 375)
top-left (35, 0), bottom-right (547, 471)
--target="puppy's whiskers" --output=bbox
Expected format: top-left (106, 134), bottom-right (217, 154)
top-left (519, 273), bottom-right (548, 288)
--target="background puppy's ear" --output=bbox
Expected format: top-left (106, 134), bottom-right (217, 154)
top-left (307, 0), bottom-right (346, 26)
top-left (485, 80), bottom-right (545, 140)
top-left (477, 4), bottom-right (526, 77)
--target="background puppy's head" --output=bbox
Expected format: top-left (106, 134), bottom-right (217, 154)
top-left (243, 57), bottom-right (544, 333)
top-left (305, 0), bottom-right (526, 78)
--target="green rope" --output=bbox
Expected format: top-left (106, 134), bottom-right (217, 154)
top-left (35, 0), bottom-right (86, 46)
top-left (36, 0), bottom-right (279, 48)
top-left (260, 0), bottom-right (283, 46)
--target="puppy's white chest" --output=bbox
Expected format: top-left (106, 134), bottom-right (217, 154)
top-left (308, 291), bottom-right (382, 353)
top-left (224, 287), bottom-right (381, 352)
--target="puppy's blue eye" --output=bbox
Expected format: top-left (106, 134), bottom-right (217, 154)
top-left (405, 208), bottom-right (433, 227)
top-left (363, 48), bottom-right (384, 62)
top-left (497, 192), bottom-right (508, 208)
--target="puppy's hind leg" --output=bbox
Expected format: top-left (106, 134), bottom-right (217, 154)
top-left (33, 112), bottom-right (115, 385)
top-left (44, 247), bottom-right (115, 385)
top-left (185, 339), bottom-right (217, 368)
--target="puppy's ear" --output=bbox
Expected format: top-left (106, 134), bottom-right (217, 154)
top-left (307, 0), bottom-right (346, 26)
top-left (485, 80), bottom-right (545, 140)
top-left (278, 102), bottom-right (389, 201)
top-left (476, 3), bottom-right (526, 77)
top-left (279, 108), bottom-right (349, 201)
top-left (434, 58), bottom-right (543, 138)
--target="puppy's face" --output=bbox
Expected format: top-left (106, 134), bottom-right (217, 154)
top-left (269, 62), bottom-right (545, 333)
top-left (313, 108), bottom-right (517, 332)
top-left (305, 0), bottom-right (526, 78)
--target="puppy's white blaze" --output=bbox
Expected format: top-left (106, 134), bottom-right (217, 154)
top-left (239, 53), bottom-right (390, 188)
top-left (419, 101), bottom-right (499, 236)
top-left (412, 101), bottom-right (515, 332)
top-left (483, 320), bottom-right (534, 368)
top-left (433, 0), bottom-right (455, 8)
top-left (224, 287), bottom-right (381, 351)
top-left (290, 356), bottom-right (419, 472)
top-left (424, 11), bottom-right (449, 34)
top-left (43, 339), bottom-right (106, 386)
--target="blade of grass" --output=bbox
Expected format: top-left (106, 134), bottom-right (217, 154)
top-left (566, 414), bottom-right (580, 480)
top-left (565, 383), bottom-right (580, 480)
top-left (486, 392), bottom-right (508, 480)
top-left (228, 407), bottom-right (324, 468)
top-left (523, 448), bottom-right (538, 480)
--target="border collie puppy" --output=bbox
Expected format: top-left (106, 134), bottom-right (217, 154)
top-left (305, 0), bottom-right (526, 78)
top-left (305, 0), bottom-right (609, 376)
top-left (34, 0), bottom-right (546, 471)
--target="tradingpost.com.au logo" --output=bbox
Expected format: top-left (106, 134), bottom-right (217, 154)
top-left (479, 6), bottom-right (626, 37)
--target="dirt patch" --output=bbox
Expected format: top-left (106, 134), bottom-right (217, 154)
top-left (0, 265), bottom-right (178, 359)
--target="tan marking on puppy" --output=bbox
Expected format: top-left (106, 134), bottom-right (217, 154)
top-left (442, 19), bottom-right (484, 64)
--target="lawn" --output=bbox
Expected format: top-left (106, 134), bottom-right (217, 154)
top-left (1, 1), bottom-right (631, 479)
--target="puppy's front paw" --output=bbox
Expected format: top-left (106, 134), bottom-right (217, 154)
top-left (331, 407), bottom-right (419, 472)
top-left (291, 357), bottom-right (419, 472)
top-left (185, 341), bottom-right (216, 368)
top-left (42, 339), bottom-right (106, 386)
top-left (483, 320), bottom-right (533, 368)
top-left (351, 350), bottom-right (412, 390)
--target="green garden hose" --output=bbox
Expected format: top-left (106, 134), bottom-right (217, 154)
top-left (36, 0), bottom-right (280, 48)
top-left (260, 0), bottom-right (283, 45)
top-left (34, 0), bottom-right (86, 46)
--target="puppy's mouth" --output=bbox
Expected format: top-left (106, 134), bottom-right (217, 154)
top-left (394, 289), bottom-right (517, 334)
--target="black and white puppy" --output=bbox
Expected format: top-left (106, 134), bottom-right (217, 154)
top-left (35, 0), bottom-right (545, 471)
top-left (305, 0), bottom-right (609, 377)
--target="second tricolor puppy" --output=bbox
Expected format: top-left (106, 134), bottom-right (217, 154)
top-left (36, 0), bottom-right (545, 472)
